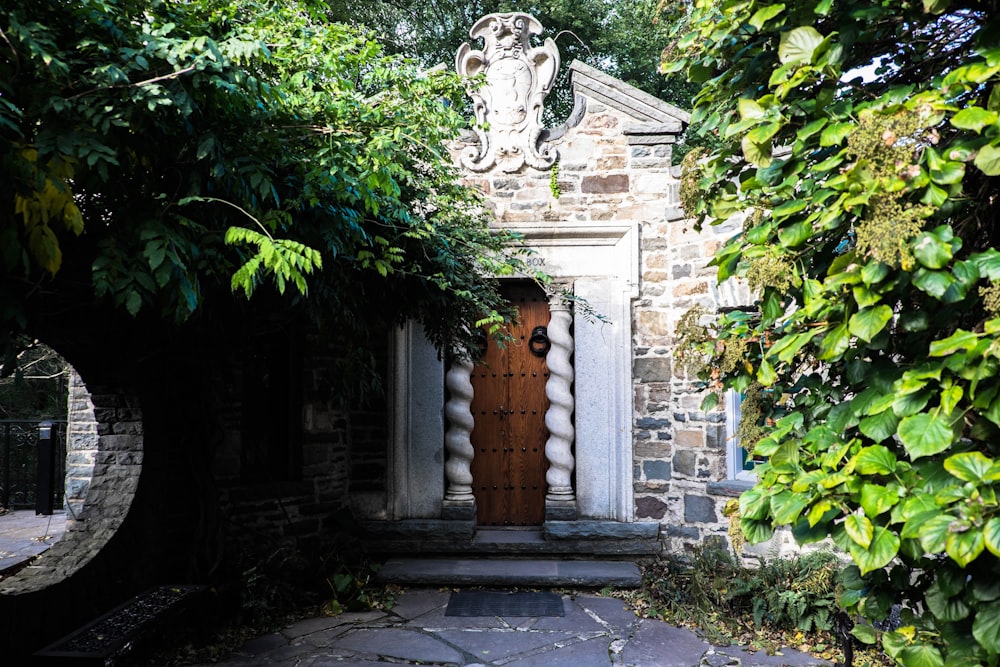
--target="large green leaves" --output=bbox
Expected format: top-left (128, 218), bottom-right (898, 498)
top-left (661, 0), bottom-right (1000, 660)
top-left (778, 26), bottom-right (823, 65)
top-left (898, 413), bottom-right (954, 459)
top-left (2, 0), bottom-right (535, 367)
top-left (849, 305), bottom-right (892, 342)
top-left (850, 526), bottom-right (900, 574)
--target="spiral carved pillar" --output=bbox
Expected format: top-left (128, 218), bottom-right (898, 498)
top-left (544, 291), bottom-right (577, 517)
top-left (443, 357), bottom-right (476, 508)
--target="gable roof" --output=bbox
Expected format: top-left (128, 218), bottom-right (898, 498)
top-left (569, 60), bottom-right (691, 128)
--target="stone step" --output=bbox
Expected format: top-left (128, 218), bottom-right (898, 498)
top-left (376, 557), bottom-right (643, 588)
top-left (361, 521), bottom-right (661, 557)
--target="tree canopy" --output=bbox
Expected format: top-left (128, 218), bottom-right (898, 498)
top-left (664, 0), bottom-right (1000, 663)
top-left (324, 0), bottom-right (696, 124)
top-left (1, 0), bottom-right (530, 377)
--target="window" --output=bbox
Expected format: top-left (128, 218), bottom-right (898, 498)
top-left (725, 389), bottom-right (763, 481)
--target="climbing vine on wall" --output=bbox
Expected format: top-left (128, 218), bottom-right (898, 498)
top-left (664, 0), bottom-right (1000, 663)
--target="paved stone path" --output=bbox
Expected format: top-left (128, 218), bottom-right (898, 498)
top-left (193, 588), bottom-right (832, 667)
top-left (0, 509), bottom-right (66, 576)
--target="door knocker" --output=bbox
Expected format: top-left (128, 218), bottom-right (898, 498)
top-left (528, 326), bottom-right (550, 357)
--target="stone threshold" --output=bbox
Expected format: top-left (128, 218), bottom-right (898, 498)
top-left (361, 520), bottom-right (660, 557)
top-left (376, 557), bottom-right (643, 588)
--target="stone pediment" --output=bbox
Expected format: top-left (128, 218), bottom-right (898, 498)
top-left (564, 61), bottom-right (689, 145)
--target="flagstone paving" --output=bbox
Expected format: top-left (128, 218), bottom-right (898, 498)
top-left (190, 588), bottom-right (834, 667)
top-left (0, 509), bottom-right (66, 576)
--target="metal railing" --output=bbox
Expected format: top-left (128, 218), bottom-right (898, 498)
top-left (0, 420), bottom-right (66, 511)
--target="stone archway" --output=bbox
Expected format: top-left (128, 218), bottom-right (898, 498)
top-left (0, 372), bottom-right (143, 594)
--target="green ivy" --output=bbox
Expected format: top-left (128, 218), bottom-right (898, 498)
top-left (664, 0), bottom-right (1000, 663)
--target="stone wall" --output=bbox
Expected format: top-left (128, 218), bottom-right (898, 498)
top-left (212, 328), bottom-right (380, 546)
top-left (633, 206), bottom-right (749, 552)
top-left (63, 370), bottom-right (97, 519)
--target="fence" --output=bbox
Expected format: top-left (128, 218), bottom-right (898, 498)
top-left (0, 420), bottom-right (66, 511)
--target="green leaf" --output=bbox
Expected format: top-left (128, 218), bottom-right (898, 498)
top-left (894, 389), bottom-right (933, 417)
top-left (861, 484), bottom-right (899, 517)
top-left (851, 526), bottom-right (900, 574)
top-left (777, 220), bottom-right (812, 248)
top-left (819, 121), bottom-right (854, 147)
top-left (749, 4), bottom-right (786, 30)
top-left (913, 232), bottom-right (954, 269)
top-left (975, 143), bottom-right (1000, 176)
top-left (898, 644), bottom-right (944, 667)
top-left (742, 134), bottom-right (773, 167)
top-left (817, 322), bottom-right (850, 360)
top-left (856, 445), bottom-right (897, 475)
top-left (757, 358), bottom-right (778, 386)
top-left (845, 514), bottom-right (874, 548)
top-left (926, 580), bottom-right (971, 621)
top-left (849, 305), bottom-right (893, 343)
top-left (859, 410), bottom-right (900, 443)
top-left (973, 601), bottom-right (1000, 653)
top-left (861, 262), bottom-right (890, 285)
top-left (946, 528), bottom-right (984, 567)
top-left (125, 289), bottom-right (142, 316)
top-left (984, 518), bottom-right (1000, 559)
top-left (771, 490), bottom-right (811, 525)
top-left (920, 513), bottom-right (956, 554)
top-left (740, 486), bottom-right (771, 520)
top-left (944, 452), bottom-right (994, 482)
top-left (899, 412), bottom-right (954, 459)
top-left (778, 26), bottom-right (824, 65)
top-left (738, 97), bottom-right (766, 120)
top-left (929, 330), bottom-right (980, 356)
top-left (951, 107), bottom-right (998, 133)
top-left (742, 517), bottom-right (775, 543)
top-left (852, 624), bottom-right (877, 644)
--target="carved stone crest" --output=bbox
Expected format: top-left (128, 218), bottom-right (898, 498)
top-left (455, 13), bottom-right (559, 173)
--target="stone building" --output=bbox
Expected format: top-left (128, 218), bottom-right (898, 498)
top-left (0, 11), bottom-right (760, 658)
top-left (353, 12), bottom-right (750, 554)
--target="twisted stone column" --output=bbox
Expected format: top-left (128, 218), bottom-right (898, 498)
top-left (444, 357), bottom-right (476, 503)
top-left (544, 293), bottom-right (576, 504)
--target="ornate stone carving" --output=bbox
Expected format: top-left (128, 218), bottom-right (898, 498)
top-left (456, 13), bottom-right (559, 173)
top-left (543, 289), bottom-right (576, 503)
top-left (443, 356), bottom-right (475, 502)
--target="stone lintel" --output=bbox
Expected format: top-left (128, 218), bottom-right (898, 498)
top-left (706, 480), bottom-right (755, 497)
top-left (624, 122), bottom-right (683, 136)
top-left (543, 520), bottom-right (659, 541)
top-left (626, 134), bottom-right (680, 146)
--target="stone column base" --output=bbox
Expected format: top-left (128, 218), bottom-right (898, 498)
top-left (442, 500), bottom-right (476, 521)
top-left (545, 500), bottom-right (578, 521)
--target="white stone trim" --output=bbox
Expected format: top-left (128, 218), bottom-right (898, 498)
top-left (544, 285), bottom-right (576, 501)
top-left (389, 322), bottom-right (445, 520)
top-left (574, 277), bottom-right (635, 521)
top-left (443, 356), bottom-right (475, 503)
top-left (725, 389), bottom-right (756, 482)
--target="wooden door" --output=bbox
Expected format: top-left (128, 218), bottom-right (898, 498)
top-left (470, 282), bottom-right (550, 526)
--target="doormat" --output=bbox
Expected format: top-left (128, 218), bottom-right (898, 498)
top-left (445, 591), bottom-right (565, 617)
